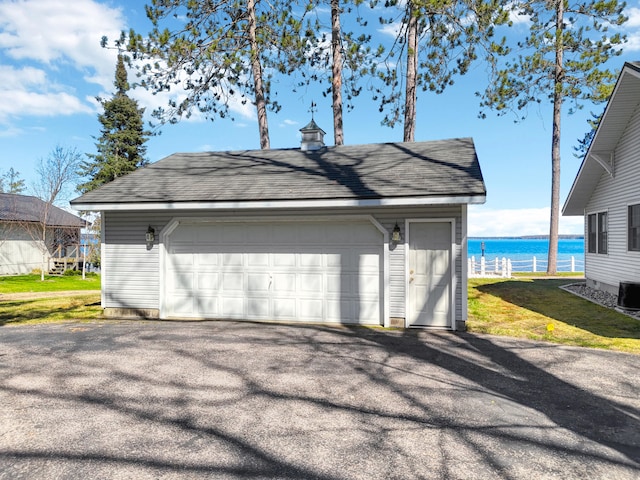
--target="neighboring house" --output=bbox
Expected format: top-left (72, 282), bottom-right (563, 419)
top-left (0, 193), bottom-right (86, 275)
top-left (71, 122), bottom-right (486, 329)
top-left (563, 62), bottom-right (640, 295)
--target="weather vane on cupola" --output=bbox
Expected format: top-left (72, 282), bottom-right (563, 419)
top-left (300, 101), bottom-right (326, 151)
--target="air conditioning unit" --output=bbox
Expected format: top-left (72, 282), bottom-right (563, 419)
top-left (617, 282), bottom-right (640, 311)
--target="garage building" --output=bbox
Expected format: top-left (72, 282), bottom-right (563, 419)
top-left (71, 126), bottom-right (486, 330)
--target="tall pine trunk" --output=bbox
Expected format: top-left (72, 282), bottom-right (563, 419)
top-left (404, 2), bottom-right (417, 143)
top-left (548, 0), bottom-right (564, 275)
top-left (331, 0), bottom-right (344, 145)
top-left (247, 0), bottom-right (270, 149)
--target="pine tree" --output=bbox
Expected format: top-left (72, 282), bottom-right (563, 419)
top-left (126, 0), bottom-right (310, 150)
top-left (78, 55), bottom-right (150, 193)
top-left (375, 0), bottom-right (509, 141)
top-left (479, 0), bottom-right (627, 274)
top-left (0, 168), bottom-right (26, 194)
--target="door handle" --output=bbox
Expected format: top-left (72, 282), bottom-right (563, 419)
top-left (409, 277), bottom-right (414, 283)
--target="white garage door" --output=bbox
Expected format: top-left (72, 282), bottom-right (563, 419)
top-left (165, 221), bottom-right (383, 325)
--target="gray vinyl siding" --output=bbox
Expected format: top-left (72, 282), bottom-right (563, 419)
top-left (103, 212), bottom-right (161, 309)
top-left (0, 224), bottom-right (46, 274)
top-left (585, 103), bottom-right (640, 290)
top-left (102, 205), bottom-right (465, 323)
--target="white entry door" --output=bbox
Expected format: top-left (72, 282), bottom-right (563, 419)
top-left (165, 220), bottom-right (383, 325)
top-left (407, 221), bottom-right (453, 328)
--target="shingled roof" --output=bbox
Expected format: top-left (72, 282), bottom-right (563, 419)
top-left (71, 138), bottom-right (486, 208)
top-left (563, 62), bottom-right (640, 216)
top-left (0, 193), bottom-right (85, 227)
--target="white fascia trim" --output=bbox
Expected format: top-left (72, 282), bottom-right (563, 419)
top-left (71, 195), bottom-right (487, 212)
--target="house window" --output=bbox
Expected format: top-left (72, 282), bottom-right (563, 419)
top-left (629, 204), bottom-right (640, 252)
top-left (587, 211), bottom-right (607, 254)
top-left (598, 212), bottom-right (607, 254)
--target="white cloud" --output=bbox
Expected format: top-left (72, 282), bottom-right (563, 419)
top-left (626, 7), bottom-right (640, 27)
top-left (0, 0), bottom-right (123, 122)
top-left (0, 0), bottom-right (123, 89)
top-left (623, 7), bottom-right (640, 51)
top-left (281, 119), bottom-right (298, 127)
top-left (0, 90), bottom-right (93, 119)
top-left (0, 65), bottom-right (93, 120)
top-left (379, 22), bottom-right (401, 38)
top-left (468, 206), bottom-right (584, 237)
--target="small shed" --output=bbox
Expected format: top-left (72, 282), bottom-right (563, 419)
top-left (72, 129), bottom-right (486, 329)
top-left (563, 62), bottom-right (640, 295)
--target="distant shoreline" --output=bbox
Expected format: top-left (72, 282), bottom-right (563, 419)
top-left (469, 235), bottom-right (584, 240)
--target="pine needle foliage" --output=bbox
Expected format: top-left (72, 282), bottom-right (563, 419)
top-left (78, 55), bottom-right (150, 193)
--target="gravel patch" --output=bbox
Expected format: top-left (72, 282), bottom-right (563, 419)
top-left (562, 282), bottom-right (640, 319)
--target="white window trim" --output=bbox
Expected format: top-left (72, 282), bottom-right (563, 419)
top-left (586, 209), bottom-right (608, 255)
top-left (627, 202), bottom-right (640, 253)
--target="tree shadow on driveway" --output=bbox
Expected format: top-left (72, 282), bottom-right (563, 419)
top-left (0, 321), bottom-right (638, 479)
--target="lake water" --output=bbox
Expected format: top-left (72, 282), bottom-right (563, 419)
top-left (468, 238), bottom-right (585, 272)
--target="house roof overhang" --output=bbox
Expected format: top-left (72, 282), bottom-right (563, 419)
top-left (563, 62), bottom-right (640, 216)
top-left (71, 194), bottom-right (487, 212)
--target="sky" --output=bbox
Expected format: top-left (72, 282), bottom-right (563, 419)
top-left (0, 0), bottom-right (639, 237)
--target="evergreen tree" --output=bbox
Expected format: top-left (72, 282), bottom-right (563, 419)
top-left (0, 168), bottom-right (26, 194)
top-left (375, 0), bottom-right (509, 142)
top-left (126, 0), bottom-right (311, 150)
top-left (78, 55), bottom-right (150, 193)
top-left (479, 0), bottom-right (627, 274)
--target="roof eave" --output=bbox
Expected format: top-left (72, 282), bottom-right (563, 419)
top-left (563, 62), bottom-right (640, 216)
top-left (71, 194), bottom-right (487, 212)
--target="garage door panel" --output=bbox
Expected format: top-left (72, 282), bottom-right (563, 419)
top-left (222, 253), bottom-right (243, 266)
top-left (222, 297), bottom-right (244, 317)
top-left (166, 221), bottom-right (382, 324)
top-left (273, 253), bottom-right (296, 267)
top-left (221, 273), bottom-right (243, 291)
top-left (197, 273), bottom-right (219, 290)
top-left (360, 273), bottom-right (380, 296)
top-left (359, 301), bottom-right (380, 323)
top-left (298, 298), bottom-right (323, 321)
top-left (300, 274), bottom-right (322, 292)
top-left (170, 272), bottom-right (194, 291)
top-left (359, 252), bottom-right (381, 271)
top-left (299, 251), bottom-right (323, 267)
top-left (247, 252), bottom-right (270, 266)
top-left (169, 253), bottom-right (193, 268)
top-left (197, 253), bottom-right (219, 266)
top-left (247, 297), bottom-right (269, 317)
top-left (171, 294), bottom-right (194, 315)
top-left (273, 273), bottom-right (296, 292)
top-left (247, 273), bottom-right (270, 292)
top-left (273, 299), bottom-right (296, 318)
top-left (198, 296), bottom-right (219, 314)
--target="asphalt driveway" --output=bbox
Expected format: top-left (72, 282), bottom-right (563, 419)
top-left (0, 320), bottom-right (638, 479)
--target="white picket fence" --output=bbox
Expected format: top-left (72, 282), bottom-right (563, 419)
top-left (468, 256), bottom-right (584, 277)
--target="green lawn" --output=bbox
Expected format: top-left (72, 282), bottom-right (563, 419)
top-left (468, 277), bottom-right (640, 354)
top-left (0, 274), bottom-right (101, 294)
top-left (0, 294), bottom-right (102, 326)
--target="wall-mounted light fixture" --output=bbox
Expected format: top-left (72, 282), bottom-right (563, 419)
top-left (146, 225), bottom-right (155, 244)
top-left (391, 222), bottom-right (402, 242)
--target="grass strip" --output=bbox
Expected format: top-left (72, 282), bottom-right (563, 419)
top-left (0, 294), bottom-right (102, 326)
top-left (468, 278), bottom-right (640, 354)
top-left (0, 274), bottom-right (100, 294)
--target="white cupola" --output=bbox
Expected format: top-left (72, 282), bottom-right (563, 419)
top-left (299, 103), bottom-right (326, 151)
